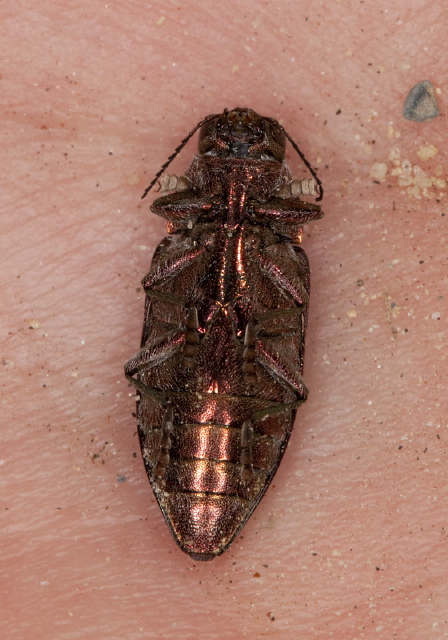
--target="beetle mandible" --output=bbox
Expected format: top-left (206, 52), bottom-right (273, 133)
top-left (125, 108), bottom-right (324, 560)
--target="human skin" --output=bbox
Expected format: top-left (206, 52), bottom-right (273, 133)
top-left (2, 1), bottom-right (447, 639)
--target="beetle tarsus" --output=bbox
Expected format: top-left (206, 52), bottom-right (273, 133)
top-left (183, 306), bottom-right (200, 369)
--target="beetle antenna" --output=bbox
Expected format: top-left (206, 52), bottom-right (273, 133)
top-left (269, 119), bottom-right (324, 202)
top-left (141, 113), bottom-right (219, 200)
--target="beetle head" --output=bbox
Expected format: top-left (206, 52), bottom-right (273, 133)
top-left (198, 108), bottom-right (286, 161)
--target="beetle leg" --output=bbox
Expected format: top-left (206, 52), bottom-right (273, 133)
top-left (151, 189), bottom-right (214, 222)
top-left (158, 174), bottom-right (190, 193)
top-left (125, 305), bottom-right (201, 378)
top-left (242, 322), bottom-right (257, 386)
top-left (142, 245), bottom-right (206, 292)
top-left (240, 420), bottom-right (254, 482)
top-left (124, 331), bottom-right (185, 377)
top-left (252, 196), bottom-right (323, 225)
top-left (256, 339), bottom-right (309, 400)
top-left (152, 403), bottom-right (175, 484)
top-left (259, 243), bottom-right (310, 306)
top-left (276, 177), bottom-right (318, 198)
top-left (182, 306), bottom-right (200, 369)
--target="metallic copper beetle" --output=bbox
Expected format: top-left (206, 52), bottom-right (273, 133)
top-left (125, 108), bottom-right (324, 560)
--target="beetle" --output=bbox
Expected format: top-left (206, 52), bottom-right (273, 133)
top-left (125, 108), bottom-right (324, 560)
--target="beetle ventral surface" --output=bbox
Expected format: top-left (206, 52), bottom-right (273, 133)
top-left (125, 108), bottom-right (324, 560)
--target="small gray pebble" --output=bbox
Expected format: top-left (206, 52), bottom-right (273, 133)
top-left (403, 80), bottom-right (440, 122)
